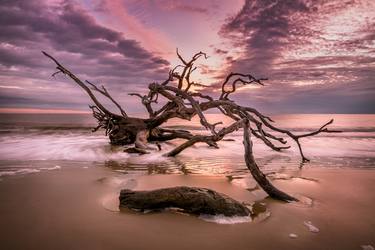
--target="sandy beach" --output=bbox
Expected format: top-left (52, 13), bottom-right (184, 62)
top-left (1, 165), bottom-right (374, 250)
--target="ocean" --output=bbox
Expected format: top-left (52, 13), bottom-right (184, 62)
top-left (0, 113), bottom-right (374, 178)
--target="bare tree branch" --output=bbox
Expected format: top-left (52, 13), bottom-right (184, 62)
top-left (220, 72), bottom-right (267, 99)
top-left (85, 80), bottom-right (127, 117)
top-left (43, 49), bottom-right (341, 202)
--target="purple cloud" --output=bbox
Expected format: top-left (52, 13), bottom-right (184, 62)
top-left (218, 0), bottom-right (375, 113)
top-left (0, 0), bottom-right (374, 113)
top-left (0, 0), bottom-right (169, 111)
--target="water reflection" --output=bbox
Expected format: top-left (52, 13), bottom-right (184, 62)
top-left (103, 151), bottom-right (375, 178)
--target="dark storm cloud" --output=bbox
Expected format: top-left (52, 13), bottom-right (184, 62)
top-left (0, 0), bottom-right (170, 110)
top-left (218, 0), bottom-right (375, 113)
top-left (0, 0), bottom-right (168, 63)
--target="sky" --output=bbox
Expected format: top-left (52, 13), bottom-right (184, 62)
top-left (0, 0), bottom-right (374, 114)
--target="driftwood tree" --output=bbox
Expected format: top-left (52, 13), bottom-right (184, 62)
top-left (43, 50), bottom-right (340, 202)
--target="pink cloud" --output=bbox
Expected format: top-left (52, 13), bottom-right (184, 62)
top-left (99, 0), bottom-right (174, 56)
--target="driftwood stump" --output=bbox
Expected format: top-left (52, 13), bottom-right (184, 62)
top-left (119, 186), bottom-right (251, 216)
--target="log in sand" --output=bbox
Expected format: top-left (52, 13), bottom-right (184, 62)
top-left (119, 186), bottom-right (251, 216)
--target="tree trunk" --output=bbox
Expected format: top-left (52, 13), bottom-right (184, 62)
top-left (243, 121), bottom-right (298, 202)
top-left (119, 186), bottom-right (251, 216)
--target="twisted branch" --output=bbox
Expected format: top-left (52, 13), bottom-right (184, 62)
top-left (43, 49), bottom-right (341, 202)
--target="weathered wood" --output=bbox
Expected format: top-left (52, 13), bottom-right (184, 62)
top-left (243, 120), bottom-right (298, 202)
top-left (44, 50), bottom-right (341, 202)
top-left (119, 186), bottom-right (251, 216)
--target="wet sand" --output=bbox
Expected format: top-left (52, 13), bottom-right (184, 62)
top-left (0, 166), bottom-right (374, 250)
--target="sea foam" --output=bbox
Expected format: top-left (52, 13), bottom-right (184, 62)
top-left (199, 214), bottom-right (252, 224)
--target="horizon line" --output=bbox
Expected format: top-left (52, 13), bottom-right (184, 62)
top-left (0, 108), bottom-right (374, 115)
top-left (0, 108), bottom-right (91, 114)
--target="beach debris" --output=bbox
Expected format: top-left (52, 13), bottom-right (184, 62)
top-left (304, 221), bottom-right (320, 233)
top-left (44, 50), bottom-right (341, 202)
top-left (361, 245), bottom-right (374, 250)
top-left (289, 233), bottom-right (298, 239)
top-left (119, 186), bottom-right (251, 216)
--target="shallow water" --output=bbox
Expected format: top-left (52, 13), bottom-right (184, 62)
top-left (0, 113), bottom-right (374, 178)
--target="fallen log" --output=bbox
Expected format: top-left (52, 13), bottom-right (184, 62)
top-left (119, 186), bottom-right (251, 216)
top-left (44, 50), bottom-right (341, 202)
